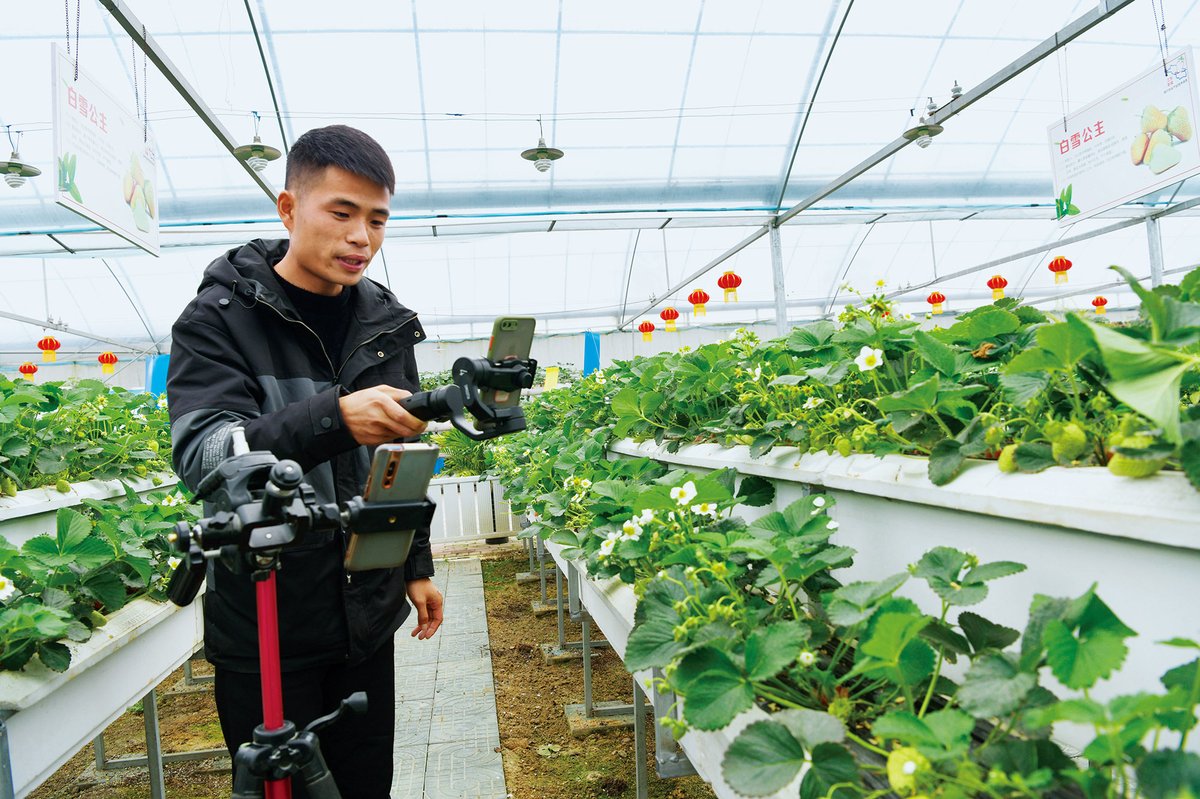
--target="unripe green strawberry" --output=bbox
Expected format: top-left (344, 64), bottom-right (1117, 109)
top-left (1107, 433), bottom-right (1168, 478)
top-left (997, 444), bottom-right (1019, 473)
top-left (984, 424), bottom-right (1005, 446)
top-left (134, 464), bottom-right (148, 477)
top-left (887, 747), bottom-right (931, 795)
top-left (55, 478), bottom-right (71, 493)
top-left (146, 440), bottom-right (159, 453)
top-left (88, 610), bottom-right (108, 628)
top-left (1050, 422), bottom-right (1088, 461)
top-left (1, 477), bottom-right (17, 497)
top-left (835, 437), bottom-right (853, 457)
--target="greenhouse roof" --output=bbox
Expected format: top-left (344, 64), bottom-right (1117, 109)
top-left (3, 0), bottom-right (1200, 349)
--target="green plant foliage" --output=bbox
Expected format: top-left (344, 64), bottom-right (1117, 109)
top-left (487, 269), bottom-right (1200, 798)
top-left (0, 486), bottom-right (198, 671)
top-left (0, 378), bottom-right (172, 492)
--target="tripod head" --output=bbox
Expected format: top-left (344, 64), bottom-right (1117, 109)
top-left (165, 432), bottom-right (436, 608)
top-left (400, 355), bottom-right (537, 440)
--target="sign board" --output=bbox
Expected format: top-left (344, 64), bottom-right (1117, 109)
top-left (52, 44), bottom-right (160, 255)
top-left (1048, 49), bottom-right (1200, 226)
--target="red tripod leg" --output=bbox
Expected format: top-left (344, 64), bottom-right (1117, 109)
top-left (257, 571), bottom-right (292, 799)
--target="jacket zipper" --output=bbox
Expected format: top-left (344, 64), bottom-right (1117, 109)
top-left (258, 299), bottom-right (337, 376)
top-left (334, 313), bottom-right (419, 380)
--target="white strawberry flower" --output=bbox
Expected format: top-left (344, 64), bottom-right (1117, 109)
top-left (637, 509), bottom-right (655, 525)
top-left (690, 502), bottom-right (718, 518)
top-left (812, 496), bottom-right (826, 508)
top-left (598, 538), bottom-right (616, 557)
top-left (798, 650), bottom-right (816, 667)
top-left (670, 481), bottom-right (698, 506)
top-left (579, 479), bottom-right (592, 489)
top-left (803, 397), bottom-right (824, 410)
top-left (0, 576), bottom-right (15, 601)
top-left (854, 346), bottom-right (884, 372)
top-left (622, 520), bottom-right (643, 540)
top-left (827, 520), bottom-right (839, 531)
top-left (167, 556), bottom-right (182, 570)
top-left (752, 366), bottom-right (762, 381)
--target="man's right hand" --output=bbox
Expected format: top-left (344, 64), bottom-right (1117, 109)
top-left (338, 386), bottom-right (429, 445)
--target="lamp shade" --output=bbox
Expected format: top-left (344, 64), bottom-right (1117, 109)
top-left (688, 289), bottom-right (710, 317)
top-left (637, 321), bottom-right (655, 342)
top-left (659, 307), bottom-right (679, 332)
top-left (18, 362), bottom-right (37, 381)
top-left (1092, 295), bottom-right (1108, 315)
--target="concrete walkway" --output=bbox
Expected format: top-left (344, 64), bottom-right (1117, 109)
top-left (391, 558), bottom-right (506, 799)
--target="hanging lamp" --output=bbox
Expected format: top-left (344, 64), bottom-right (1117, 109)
top-left (18, 362), bottom-right (38, 381)
top-left (233, 112), bottom-right (282, 173)
top-left (1092, 296), bottom-right (1108, 315)
top-left (520, 116), bottom-right (564, 173)
top-left (98, 351), bottom-right (118, 375)
top-left (2, 127), bottom-right (41, 189)
top-left (637, 321), bottom-right (655, 342)
top-left (688, 289), bottom-right (710, 317)
top-left (659, 307), bottom-right (679, 332)
top-left (902, 98), bottom-right (944, 150)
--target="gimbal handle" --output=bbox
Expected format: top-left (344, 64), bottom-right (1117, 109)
top-left (399, 355), bottom-right (537, 440)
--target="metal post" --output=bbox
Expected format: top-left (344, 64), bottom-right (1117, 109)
top-left (567, 561), bottom-right (582, 622)
top-left (1146, 215), bottom-right (1165, 287)
top-left (555, 564), bottom-right (567, 648)
top-left (633, 677), bottom-right (649, 799)
top-left (770, 224), bottom-right (788, 337)
top-left (527, 536), bottom-right (536, 572)
top-left (93, 734), bottom-right (107, 770)
top-left (142, 689), bottom-right (166, 799)
top-left (0, 718), bottom-right (13, 799)
top-left (537, 534), bottom-right (549, 604)
top-left (582, 611), bottom-right (594, 717)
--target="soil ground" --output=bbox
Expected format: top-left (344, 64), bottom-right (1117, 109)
top-left (29, 549), bottom-right (716, 799)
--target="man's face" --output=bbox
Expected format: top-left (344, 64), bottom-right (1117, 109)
top-left (276, 165), bottom-right (390, 296)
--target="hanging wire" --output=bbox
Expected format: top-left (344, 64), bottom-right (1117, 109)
top-left (5, 125), bottom-right (19, 154)
top-left (141, 26), bottom-right (148, 142)
top-left (65, 0), bottom-right (80, 80)
top-left (1055, 33), bottom-right (1069, 132)
top-left (253, 110), bottom-right (262, 138)
top-left (1152, 0), bottom-right (1170, 77)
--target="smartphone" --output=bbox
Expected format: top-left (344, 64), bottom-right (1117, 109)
top-left (480, 316), bottom-right (536, 409)
top-left (345, 443), bottom-right (439, 571)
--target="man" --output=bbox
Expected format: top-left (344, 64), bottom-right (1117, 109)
top-left (167, 124), bottom-right (443, 797)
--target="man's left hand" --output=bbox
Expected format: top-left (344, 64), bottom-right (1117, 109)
top-left (406, 577), bottom-right (444, 640)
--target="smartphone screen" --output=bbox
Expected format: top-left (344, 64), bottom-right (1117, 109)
top-left (480, 316), bottom-right (536, 409)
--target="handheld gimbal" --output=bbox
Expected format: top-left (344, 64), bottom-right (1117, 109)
top-left (166, 355), bottom-right (536, 798)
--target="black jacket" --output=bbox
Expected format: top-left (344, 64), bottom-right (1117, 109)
top-left (167, 239), bottom-right (433, 672)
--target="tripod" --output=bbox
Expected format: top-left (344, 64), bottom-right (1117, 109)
top-left (168, 355), bottom-right (536, 796)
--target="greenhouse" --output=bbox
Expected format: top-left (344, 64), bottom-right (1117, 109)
top-left (3, 0), bottom-right (1200, 797)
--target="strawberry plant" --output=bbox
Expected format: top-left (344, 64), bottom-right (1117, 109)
top-left (0, 378), bottom-right (172, 493)
top-left (0, 486), bottom-right (197, 672)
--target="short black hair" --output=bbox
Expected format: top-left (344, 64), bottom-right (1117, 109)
top-left (285, 125), bottom-right (395, 195)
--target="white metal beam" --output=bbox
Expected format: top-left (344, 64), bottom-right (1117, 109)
top-left (97, 0), bottom-right (279, 204)
top-left (769, 224), bottom-right (787, 337)
top-left (775, 0), bottom-right (1137, 227)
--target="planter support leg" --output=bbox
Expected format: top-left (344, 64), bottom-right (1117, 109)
top-left (0, 719), bottom-right (14, 799)
top-left (93, 733), bottom-right (107, 770)
top-left (143, 688), bottom-right (166, 799)
top-left (539, 564), bottom-right (584, 663)
top-left (650, 672), bottom-right (696, 778)
top-left (633, 677), bottom-right (649, 799)
top-left (564, 609), bottom-right (634, 735)
top-left (530, 534), bottom-right (556, 615)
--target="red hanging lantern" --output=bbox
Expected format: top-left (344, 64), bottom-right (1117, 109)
top-left (926, 291), bottom-right (946, 315)
top-left (18, 362), bottom-right (37, 381)
top-left (1092, 295), bottom-right (1108, 315)
top-left (986, 275), bottom-right (1008, 301)
top-left (98, 351), bottom-right (118, 375)
top-left (688, 289), bottom-right (710, 317)
top-left (659, 307), bottom-right (679, 332)
top-left (717, 271), bottom-right (742, 302)
top-left (1048, 256), bottom-right (1072, 285)
top-left (37, 335), bottom-right (61, 362)
top-left (637, 321), bottom-right (655, 342)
